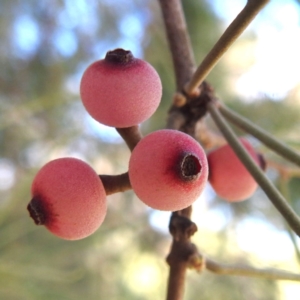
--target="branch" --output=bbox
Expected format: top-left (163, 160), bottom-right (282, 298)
top-left (158, 0), bottom-right (195, 90)
top-left (207, 101), bottom-right (300, 237)
top-left (158, 0), bottom-right (205, 134)
top-left (158, 1), bottom-right (204, 299)
top-left (184, 0), bottom-right (270, 95)
top-left (99, 173), bottom-right (131, 195)
top-left (218, 103), bottom-right (300, 167)
top-left (206, 258), bottom-right (300, 281)
top-left (166, 207), bottom-right (205, 300)
top-left (116, 126), bottom-right (143, 151)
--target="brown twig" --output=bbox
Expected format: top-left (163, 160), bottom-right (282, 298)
top-left (159, 0), bottom-right (269, 298)
top-left (169, 82), bottom-right (215, 137)
top-left (158, 0), bottom-right (200, 299)
top-left (99, 173), bottom-right (131, 195)
top-left (158, 0), bottom-right (205, 137)
top-left (116, 126), bottom-right (143, 151)
top-left (158, 0), bottom-right (195, 91)
top-left (184, 0), bottom-right (270, 95)
top-left (166, 207), bottom-right (205, 300)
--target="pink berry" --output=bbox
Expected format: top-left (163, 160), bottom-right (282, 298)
top-left (207, 138), bottom-right (263, 202)
top-left (80, 48), bottom-right (162, 128)
top-left (28, 157), bottom-right (107, 240)
top-left (129, 129), bottom-right (209, 211)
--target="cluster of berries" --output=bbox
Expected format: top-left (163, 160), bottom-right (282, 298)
top-left (27, 49), bottom-right (262, 241)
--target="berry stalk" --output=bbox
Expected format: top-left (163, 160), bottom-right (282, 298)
top-left (116, 126), bottom-right (143, 151)
top-left (100, 173), bottom-right (131, 195)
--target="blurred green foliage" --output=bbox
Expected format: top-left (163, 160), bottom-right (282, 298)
top-left (0, 0), bottom-right (299, 299)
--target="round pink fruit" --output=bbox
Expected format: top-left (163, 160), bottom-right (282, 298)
top-left (207, 138), bottom-right (262, 202)
top-left (28, 157), bottom-right (107, 240)
top-left (80, 48), bottom-right (162, 128)
top-left (129, 129), bottom-right (209, 211)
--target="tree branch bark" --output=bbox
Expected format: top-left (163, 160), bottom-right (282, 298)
top-left (100, 173), bottom-right (131, 195)
top-left (116, 126), bottom-right (143, 151)
top-left (158, 0), bottom-right (195, 91)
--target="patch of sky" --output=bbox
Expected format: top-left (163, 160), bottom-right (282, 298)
top-left (211, 0), bottom-right (300, 100)
top-left (119, 14), bottom-right (144, 39)
top-left (149, 185), bottom-right (228, 234)
top-left (118, 14), bottom-right (145, 57)
top-left (60, 0), bottom-right (99, 34)
top-left (236, 22), bottom-right (300, 100)
top-left (255, 0), bottom-right (300, 31)
top-left (84, 116), bottom-right (123, 144)
top-left (149, 210), bottom-right (171, 234)
top-left (13, 14), bottom-right (40, 58)
top-left (210, 0), bottom-right (244, 24)
top-left (236, 217), bottom-right (297, 260)
top-left (211, 0), bottom-right (299, 28)
top-left (193, 184), bottom-right (231, 231)
top-left (65, 72), bottom-right (81, 95)
top-left (0, 159), bottom-right (15, 190)
top-left (20, 141), bottom-right (52, 168)
top-left (53, 29), bottom-right (78, 57)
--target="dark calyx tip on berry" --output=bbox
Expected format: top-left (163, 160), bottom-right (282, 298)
top-left (257, 152), bottom-right (267, 171)
top-left (180, 153), bottom-right (202, 181)
top-left (27, 197), bottom-right (46, 225)
top-left (105, 48), bottom-right (134, 64)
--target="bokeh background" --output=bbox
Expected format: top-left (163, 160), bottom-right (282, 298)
top-left (1, 0), bottom-right (300, 299)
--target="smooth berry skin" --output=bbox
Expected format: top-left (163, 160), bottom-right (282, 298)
top-left (207, 138), bottom-right (260, 202)
top-left (129, 130), bottom-right (209, 211)
top-left (28, 158), bottom-right (107, 240)
top-left (80, 49), bottom-right (162, 128)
